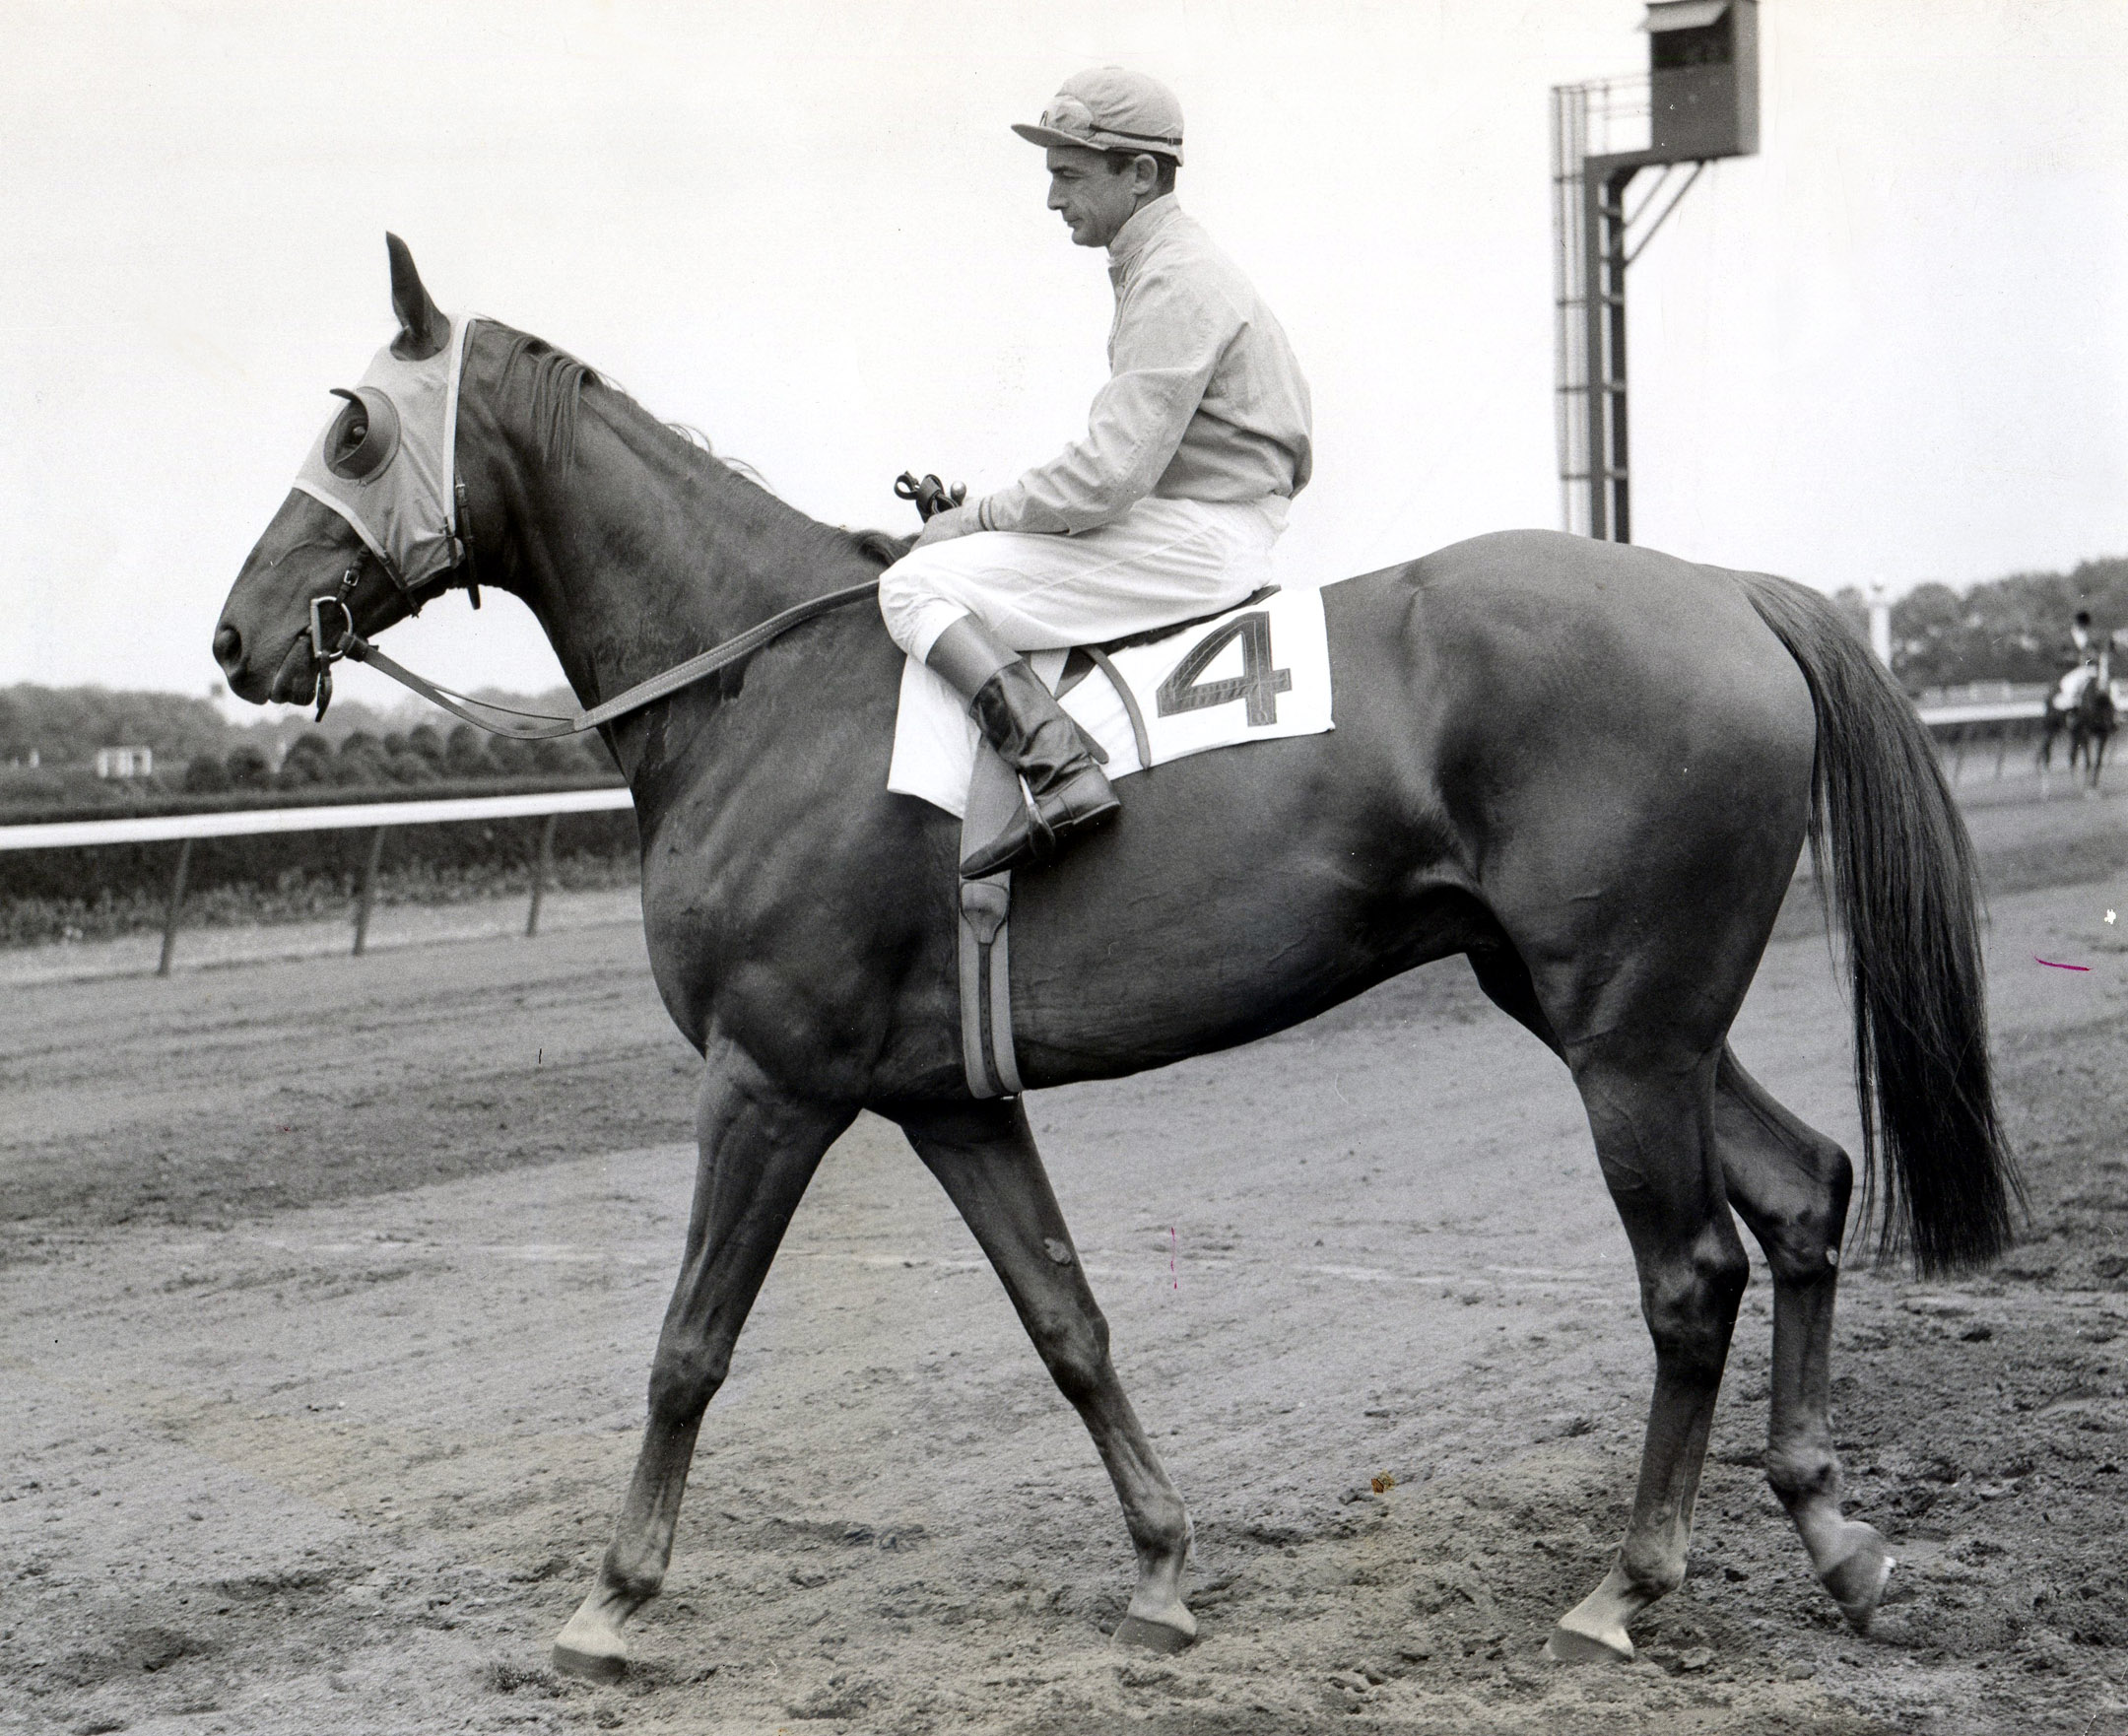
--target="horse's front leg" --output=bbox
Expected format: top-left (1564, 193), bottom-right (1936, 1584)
top-left (554, 1034), bottom-right (854, 1681)
top-left (898, 1098), bottom-right (1197, 1651)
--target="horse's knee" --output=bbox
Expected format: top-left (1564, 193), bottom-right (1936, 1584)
top-left (1640, 1236), bottom-right (1750, 1378)
top-left (646, 1340), bottom-right (730, 1423)
top-left (1029, 1305), bottom-right (1112, 1408)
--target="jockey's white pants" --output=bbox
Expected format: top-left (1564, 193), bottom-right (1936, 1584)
top-left (878, 495), bottom-right (1290, 663)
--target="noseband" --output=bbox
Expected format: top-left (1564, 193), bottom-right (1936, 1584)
top-left (304, 472), bottom-right (484, 723)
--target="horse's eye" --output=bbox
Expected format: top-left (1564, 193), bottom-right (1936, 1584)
top-left (324, 387), bottom-right (401, 482)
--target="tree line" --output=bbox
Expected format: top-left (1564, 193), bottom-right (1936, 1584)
top-left (181, 722), bottom-right (611, 792)
top-left (1831, 554), bottom-right (2128, 690)
top-left (1, 684), bottom-right (611, 810)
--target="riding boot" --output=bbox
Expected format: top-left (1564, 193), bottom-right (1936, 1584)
top-left (925, 615), bottom-right (1120, 879)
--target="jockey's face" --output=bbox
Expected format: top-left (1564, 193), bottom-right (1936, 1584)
top-left (1045, 145), bottom-right (1156, 248)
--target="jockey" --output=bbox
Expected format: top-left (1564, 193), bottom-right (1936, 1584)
top-left (2057, 610), bottom-right (2097, 707)
top-left (879, 66), bottom-right (1313, 878)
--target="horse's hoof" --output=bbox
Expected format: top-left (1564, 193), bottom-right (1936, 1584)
top-left (553, 1639), bottom-right (628, 1684)
top-left (1822, 1534), bottom-right (1895, 1635)
top-left (1544, 1622), bottom-right (1633, 1665)
top-left (1115, 1615), bottom-right (1195, 1654)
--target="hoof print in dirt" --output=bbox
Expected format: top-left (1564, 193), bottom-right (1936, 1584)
top-left (787, 1675), bottom-right (882, 1719)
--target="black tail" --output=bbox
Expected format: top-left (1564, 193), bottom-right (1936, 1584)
top-left (1737, 572), bottom-right (2024, 1274)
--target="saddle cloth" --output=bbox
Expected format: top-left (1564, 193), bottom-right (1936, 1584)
top-left (888, 584), bottom-right (1335, 818)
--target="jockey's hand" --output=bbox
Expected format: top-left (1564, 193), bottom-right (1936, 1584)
top-left (912, 503), bottom-right (980, 550)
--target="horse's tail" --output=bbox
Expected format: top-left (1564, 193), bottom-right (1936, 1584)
top-left (1734, 571), bottom-right (2024, 1274)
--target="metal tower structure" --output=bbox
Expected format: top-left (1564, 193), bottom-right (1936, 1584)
top-left (1553, 1), bottom-right (1760, 542)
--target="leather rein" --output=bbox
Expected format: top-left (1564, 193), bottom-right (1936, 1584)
top-left (309, 568), bottom-right (882, 742)
top-left (302, 466), bottom-right (950, 741)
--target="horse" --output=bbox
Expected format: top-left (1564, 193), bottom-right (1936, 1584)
top-left (2040, 654), bottom-right (2117, 795)
top-left (2067, 653), bottom-right (2115, 791)
top-left (213, 238), bottom-right (2020, 1682)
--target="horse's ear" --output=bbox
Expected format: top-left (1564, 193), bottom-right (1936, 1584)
top-left (385, 233), bottom-right (449, 361)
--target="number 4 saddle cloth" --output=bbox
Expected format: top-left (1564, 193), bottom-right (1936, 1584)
top-left (887, 583), bottom-right (1335, 819)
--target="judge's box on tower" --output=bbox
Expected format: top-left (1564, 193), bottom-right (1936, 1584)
top-left (1647, 0), bottom-right (1759, 163)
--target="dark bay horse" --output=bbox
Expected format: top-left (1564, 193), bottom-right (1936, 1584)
top-left (2068, 656), bottom-right (2115, 789)
top-left (2039, 655), bottom-right (2117, 794)
top-left (213, 242), bottom-right (2019, 1680)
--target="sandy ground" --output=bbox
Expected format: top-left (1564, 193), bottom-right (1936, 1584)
top-left (3, 793), bottom-right (2126, 1735)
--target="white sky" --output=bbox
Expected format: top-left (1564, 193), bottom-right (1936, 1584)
top-left (3, 0), bottom-right (2124, 709)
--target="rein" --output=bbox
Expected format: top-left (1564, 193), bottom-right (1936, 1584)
top-left (309, 573), bottom-right (884, 741)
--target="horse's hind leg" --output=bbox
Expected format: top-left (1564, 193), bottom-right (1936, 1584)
top-left (898, 1098), bottom-right (1196, 1651)
top-left (1713, 1048), bottom-right (1895, 1631)
top-left (1546, 1049), bottom-right (1751, 1664)
top-left (1469, 951), bottom-right (1756, 1662)
top-left (554, 1034), bottom-right (854, 1681)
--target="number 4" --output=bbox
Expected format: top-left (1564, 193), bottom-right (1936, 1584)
top-left (1155, 611), bottom-right (1292, 726)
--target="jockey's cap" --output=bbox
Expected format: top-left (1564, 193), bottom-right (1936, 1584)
top-left (1013, 67), bottom-right (1184, 166)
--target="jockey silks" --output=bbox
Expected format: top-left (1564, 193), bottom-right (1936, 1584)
top-left (970, 196), bottom-right (1312, 537)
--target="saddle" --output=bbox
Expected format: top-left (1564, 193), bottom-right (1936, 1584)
top-left (951, 589), bottom-right (1285, 1099)
top-left (890, 472), bottom-right (1319, 1099)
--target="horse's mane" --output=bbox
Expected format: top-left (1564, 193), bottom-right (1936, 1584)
top-left (491, 329), bottom-right (914, 570)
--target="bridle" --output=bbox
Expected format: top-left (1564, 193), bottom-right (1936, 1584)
top-left (304, 464), bottom-right (497, 725)
top-left (297, 314), bottom-right (886, 740)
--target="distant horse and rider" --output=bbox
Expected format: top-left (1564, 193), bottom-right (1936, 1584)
top-left (2037, 610), bottom-right (2118, 795)
top-left (213, 235), bottom-right (2021, 1686)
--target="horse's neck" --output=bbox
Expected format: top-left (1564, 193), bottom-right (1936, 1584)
top-left (463, 345), bottom-right (868, 718)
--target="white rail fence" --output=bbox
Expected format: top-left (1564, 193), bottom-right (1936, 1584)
top-left (0, 699), bottom-right (2070, 979)
top-left (1920, 698), bottom-right (2044, 785)
top-left (0, 787), bottom-right (633, 975)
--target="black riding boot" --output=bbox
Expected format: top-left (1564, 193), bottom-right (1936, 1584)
top-left (925, 616), bottom-right (1120, 879)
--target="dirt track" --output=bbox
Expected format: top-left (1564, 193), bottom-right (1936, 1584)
top-left (3, 795), bottom-right (2126, 1735)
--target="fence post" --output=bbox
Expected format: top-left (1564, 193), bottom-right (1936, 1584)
top-left (353, 826), bottom-right (386, 956)
top-left (526, 812), bottom-right (561, 937)
top-left (157, 837), bottom-right (194, 977)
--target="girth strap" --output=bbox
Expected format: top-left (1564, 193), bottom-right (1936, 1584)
top-left (957, 744), bottom-right (1026, 1099)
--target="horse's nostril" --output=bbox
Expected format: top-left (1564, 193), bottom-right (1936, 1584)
top-left (214, 622), bottom-right (241, 670)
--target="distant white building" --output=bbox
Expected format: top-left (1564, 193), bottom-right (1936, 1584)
top-left (94, 746), bottom-right (154, 779)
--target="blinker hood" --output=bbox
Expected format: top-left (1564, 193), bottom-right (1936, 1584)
top-left (291, 311), bottom-right (478, 596)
